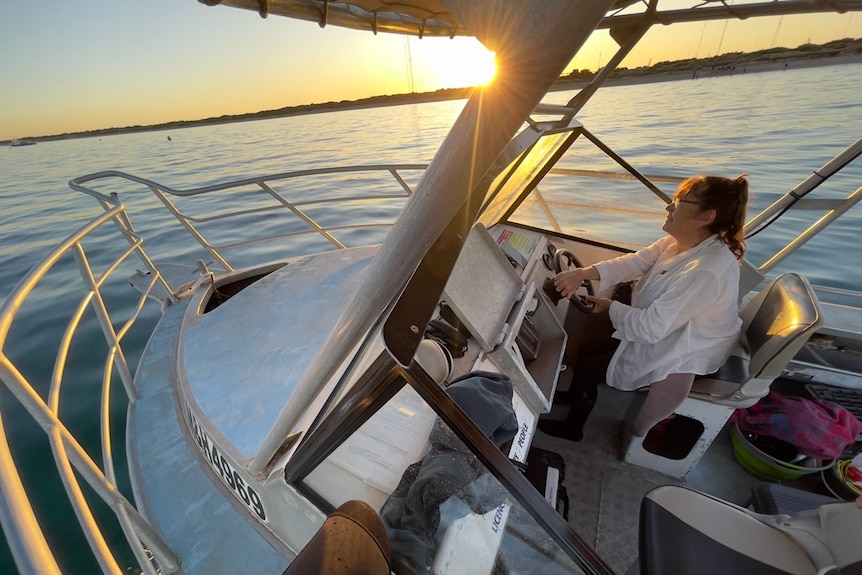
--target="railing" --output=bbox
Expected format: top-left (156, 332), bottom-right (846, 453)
top-left (70, 165), bottom-right (426, 276)
top-left (743, 137), bottom-right (862, 276)
top-left (0, 204), bottom-right (179, 575)
top-left (0, 165), bottom-right (425, 574)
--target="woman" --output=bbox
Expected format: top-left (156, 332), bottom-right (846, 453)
top-left (539, 174), bottom-right (749, 441)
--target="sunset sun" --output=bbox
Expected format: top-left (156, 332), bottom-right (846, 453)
top-left (437, 47), bottom-right (497, 88)
top-left (411, 38), bottom-right (497, 90)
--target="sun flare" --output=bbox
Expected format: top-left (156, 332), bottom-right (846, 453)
top-left (412, 38), bottom-right (497, 90)
top-left (437, 48), bottom-right (497, 88)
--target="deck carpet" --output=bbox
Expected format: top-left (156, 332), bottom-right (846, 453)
top-left (595, 469), bottom-right (664, 575)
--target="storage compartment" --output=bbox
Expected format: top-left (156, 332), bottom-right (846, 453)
top-left (487, 283), bottom-right (567, 413)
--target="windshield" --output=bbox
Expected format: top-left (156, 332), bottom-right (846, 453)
top-left (480, 119), bottom-right (682, 250)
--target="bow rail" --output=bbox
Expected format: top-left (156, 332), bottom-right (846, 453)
top-left (0, 164), bottom-right (425, 574)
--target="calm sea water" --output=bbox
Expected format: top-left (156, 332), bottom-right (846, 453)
top-left (0, 62), bottom-right (860, 572)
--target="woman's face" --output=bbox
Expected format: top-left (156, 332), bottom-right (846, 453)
top-left (661, 188), bottom-right (712, 240)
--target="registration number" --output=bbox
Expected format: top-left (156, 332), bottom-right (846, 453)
top-left (184, 403), bottom-right (267, 522)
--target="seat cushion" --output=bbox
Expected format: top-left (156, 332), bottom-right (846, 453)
top-left (640, 486), bottom-right (816, 575)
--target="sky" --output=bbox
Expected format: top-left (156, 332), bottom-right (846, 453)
top-left (1, 1), bottom-right (859, 141)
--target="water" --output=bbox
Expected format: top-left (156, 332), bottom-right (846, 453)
top-left (0, 62), bottom-right (860, 573)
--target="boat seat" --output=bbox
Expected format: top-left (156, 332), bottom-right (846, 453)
top-left (639, 485), bottom-right (862, 575)
top-left (622, 273), bottom-right (823, 478)
top-left (689, 272), bottom-right (823, 408)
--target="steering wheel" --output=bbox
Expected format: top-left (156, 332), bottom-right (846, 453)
top-left (551, 249), bottom-right (595, 312)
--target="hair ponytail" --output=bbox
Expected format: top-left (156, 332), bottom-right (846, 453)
top-left (724, 174), bottom-right (749, 259)
top-left (685, 174), bottom-right (749, 259)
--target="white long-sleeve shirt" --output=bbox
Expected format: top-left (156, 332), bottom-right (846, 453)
top-left (594, 234), bottom-right (742, 391)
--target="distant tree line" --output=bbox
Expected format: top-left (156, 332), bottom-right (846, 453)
top-left (560, 37), bottom-right (862, 82)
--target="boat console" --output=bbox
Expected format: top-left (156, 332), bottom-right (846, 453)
top-left (440, 223), bottom-right (568, 414)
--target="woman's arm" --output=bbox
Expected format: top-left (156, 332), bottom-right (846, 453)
top-left (553, 237), bottom-right (669, 299)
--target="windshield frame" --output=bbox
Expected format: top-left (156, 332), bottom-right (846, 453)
top-left (285, 351), bottom-right (613, 574)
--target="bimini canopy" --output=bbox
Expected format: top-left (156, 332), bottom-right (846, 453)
top-left (198, 0), bottom-right (641, 37)
top-left (199, 0), bottom-right (862, 52)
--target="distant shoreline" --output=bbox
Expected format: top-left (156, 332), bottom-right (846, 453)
top-left (576, 51), bottom-right (862, 89)
top-left (4, 51), bottom-right (861, 146)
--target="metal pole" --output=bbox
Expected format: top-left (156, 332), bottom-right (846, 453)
top-left (745, 137), bottom-right (862, 232)
top-left (250, 0), bottom-right (618, 474)
top-left (0, 409), bottom-right (62, 575)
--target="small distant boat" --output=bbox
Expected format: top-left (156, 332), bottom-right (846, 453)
top-left (9, 139), bottom-right (37, 147)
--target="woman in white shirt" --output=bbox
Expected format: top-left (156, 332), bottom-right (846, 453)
top-left (539, 174), bottom-right (749, 441)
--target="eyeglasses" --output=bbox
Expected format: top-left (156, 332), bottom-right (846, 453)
top-left (670, 197), bottom-right (710, 209)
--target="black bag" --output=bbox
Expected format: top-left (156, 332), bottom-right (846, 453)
top-left (425, 319), bottom-right (468, 358)
top-left (524, 446), bottom-right (569, 519)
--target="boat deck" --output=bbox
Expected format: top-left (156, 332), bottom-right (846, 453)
top-left (128, 298), bottom-right (291, 575)
top-left (533, 381), bottom-right (833, 575)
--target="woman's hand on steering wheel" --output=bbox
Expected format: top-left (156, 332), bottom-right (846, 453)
top-left (550, 249), bottom-right (595, 313)
top-left (584, 295), bottom-right (612, 314)
top-left (553, 269), bottom-right (591, 299)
